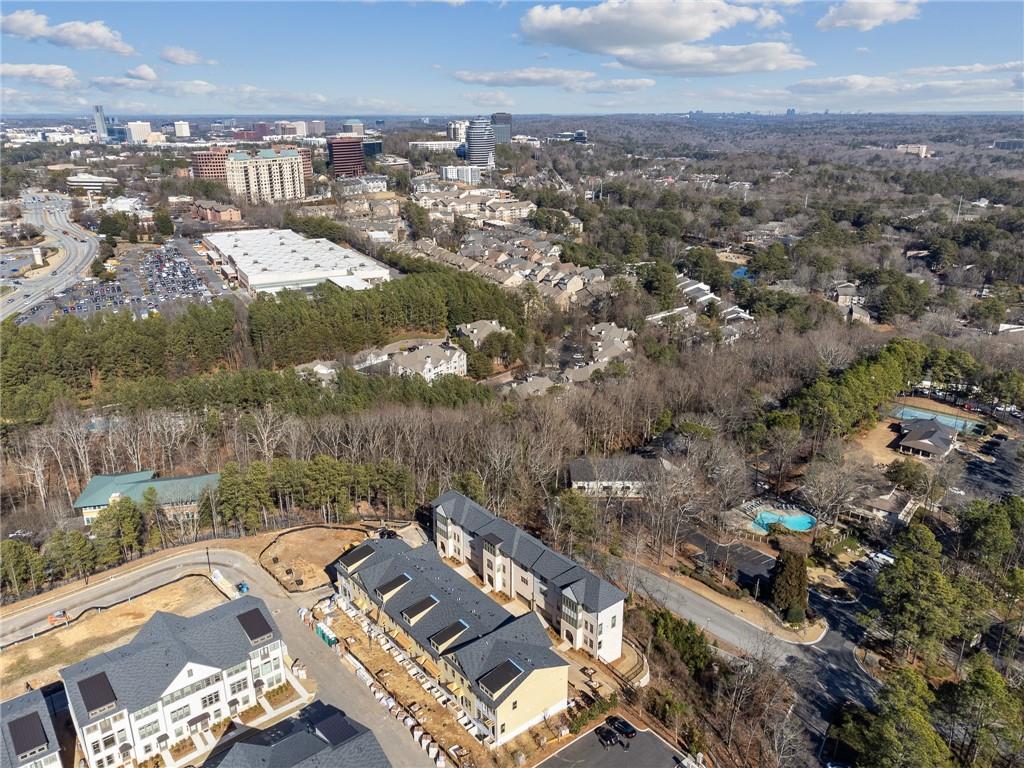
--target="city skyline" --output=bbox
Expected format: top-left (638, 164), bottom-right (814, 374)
top-left (1, 1), bottom-right (1021, 116)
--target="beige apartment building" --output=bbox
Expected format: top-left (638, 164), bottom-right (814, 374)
top-left (224, 149), bottom-right (306, 205)
top-left (331, 539), bottom-right (569, 747)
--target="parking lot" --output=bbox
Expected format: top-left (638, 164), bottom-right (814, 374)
top-left (16, 241), bottom-right (235, 326)
top-left (538, 722), bottom-right (688, 768)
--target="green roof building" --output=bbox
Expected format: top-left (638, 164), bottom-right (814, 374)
top-left (74, 470), bottom-right (219, 525)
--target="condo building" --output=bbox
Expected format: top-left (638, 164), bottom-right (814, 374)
top-left (224, 149), bottom-right (306, 204)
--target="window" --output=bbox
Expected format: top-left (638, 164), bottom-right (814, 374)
top-left (102, 735), bottom-right (115, 750)
top-left (115, 730), bottom-right (126, 744)
top-left (138, 721), bottom-right (160, 740)
top-left (170, 705), bottom-right (191, 723)
top-left (500, 724), bottom-right (506, 734)
top-left (598, 623), bottom-right (603, 636)
top-left (90, 743), bottom-right (100, 755)
top-left (201, 692), bottom-right (221, 708)
top-left (611, 615), bottom-right (617, 628)
top-left (520, 575), bottom-right (528, 585)
top-left (512, 701), bottom-right (518, 710)
top-left (230, 679), bottom-right (249, 695)
top-left (598, 640), bottom-right (603, 650)
top-left (133, 703), bottom-right (158, 721)
top-left (144, 746), bottom-right (152, 755)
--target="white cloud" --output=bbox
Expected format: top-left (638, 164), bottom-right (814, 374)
top-left (788, 74), bottom-right (896, 94)
top-left (611, 41), bottom-right (812, 76)
top-left (160, 45), bottom-right (217, 66)
top-left (567, 77), bottom-right (656, 93)
top-left (817, 1), bottom-right (922, 32)
top-left (601, 60), bottom-right (626, 69)
top-left (0, 63), bottom-right (78, 89)
top-left (1, 87), bottom-right (88, 111)
top-left (453, 67), bottom-right (595, 87)
top-left (787, 72), bottom-right (1021, 105)
top-left (0, 9), bottom-right (134, 55)
top-left (125, 64), bottom-right (158, 81)
top-left (904, 60), bottom-right (1023, 76)
top-left (91, 75), bottom-right (219, 97)
top-left (519, 0), bottom-right (809, 76)
top-left (856, 46), bottom-right (871, 54)
top-left (464, 90), bottom-right (515, 107)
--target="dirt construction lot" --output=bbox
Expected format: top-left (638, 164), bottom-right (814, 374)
top-left (260, 527), bottom-right (368, 590)
top-left (0, 576), bottom-right (225, 700)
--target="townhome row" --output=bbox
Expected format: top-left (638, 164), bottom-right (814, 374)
top-left (431, 491), bottom-right (626, 665)
top-left (330, 539), bottom-right (569, 747)
top-left (60, 597), bottom-right (289, 768)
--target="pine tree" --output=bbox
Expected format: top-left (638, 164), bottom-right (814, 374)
top-left (769, 549), bottom-right (809, 624)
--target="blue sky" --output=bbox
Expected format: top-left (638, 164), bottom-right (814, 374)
top-left (1, 1), bottom-right (1022, 116)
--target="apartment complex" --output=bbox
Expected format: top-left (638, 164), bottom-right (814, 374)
top-left (60, 597), bottom-right (288, 768)
top-left (191, 200), bottom-right (241, 223)
top-left (327, 136), bottom-right (366, 178)
top-left (446, 120), bottom-right (469, 142)
top-left (440, 165), bottom-right (482, 185)
top-left (408, 140), bottom-right (462, 153)
top-left (1, 689), bottom-right (61, 768)
top-left (388, 342), bottom-right (467, 382)
top-left (431, 491), bottom-right (625, 664)
top-left (224, 149), bottom-right (306, 204)
top-left (73, 470), bottom-right (220, 525)
top-left (330, 539), bottom-right (569, 746)
top-left (271, 144), bottom-right (313, 179)
top-left (191, 148), bottom-right (229, 181)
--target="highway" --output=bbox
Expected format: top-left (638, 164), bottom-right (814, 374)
top-left (0, 547), bottom-right (433, 768)
top-left (1, 192), bottom-right (99, 322)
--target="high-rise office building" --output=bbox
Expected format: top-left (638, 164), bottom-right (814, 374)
top-left (253, 122), bottom-right (271, 139)
top-left (491, 112), bottom-right (512, 144)
top-left (224, 149), bottom-right (306, 204)
top-left (191, 147), bottom-right (230, 180)
top-left (341, 119), bottom-right (364, 135)
top-left (272, 144), bottom-right (313, 178)
top-left (125, 121), bottom-right (152, 144)
top-left (447, 119), bottom-right (469, 143)
top-left (327, 136), bottom-right (366, 177)
top-left (173, 120), bottom-right (190, 138)
top-left (309, 119), bottom-right (326, 136)
top-left (93, 105), bottom-right (108, 142)
top-left (466, 116), bottom-right (496, 168)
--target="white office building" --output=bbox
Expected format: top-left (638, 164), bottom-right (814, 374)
top-left (66, 173), bottom-right (119, 193)
top-left (203, 228), bottom-right (390, 297)
top-left (408, 140), bottom-right (463, 153)
top-left (440, 165), bottom-right (481, 185)
top-left (173, 121), bottom-right (190, 138)
top-left (125, 121), bottom-right (152, 144)
top-left (466, 117), bottom-right (496, 169)
top-left (224, 149), bottom-right (306, 205)
top-left (447, 120), bottom-right (469, 143)
top-left (60, 598), bottom-right (288, 768)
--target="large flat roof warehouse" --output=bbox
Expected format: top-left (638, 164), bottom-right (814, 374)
top-left (203, 229), bottom-right (391, 296)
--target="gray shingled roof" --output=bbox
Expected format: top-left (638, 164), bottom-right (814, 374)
top-left (330, 540), bottom-right (565, 708)
top-left (206, 703), bottom-right (390, 768)
top-left (431, 491), bottom-right (625, 613)
top-left (898, 418), bottom-right (956, 455)
top-left (59, 596), bottom-right (281, 727)
top-left (567, 455), bottom-right (664, 484)
top-left (0, 689), bottom-right (59, 768)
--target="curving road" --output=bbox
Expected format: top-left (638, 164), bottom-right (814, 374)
top-left (1, 192), bottom-right (99, 321)
top-left (0, 547), bottom-right (433, 768)
top-left (613, 558), bottom-right (880, 764)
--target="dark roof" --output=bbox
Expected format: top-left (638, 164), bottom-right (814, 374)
top-left (478, 659), bottom-right (523, 696)
top-left (0, 689), bottom-right (59, 768)
top-left (431, 491), bottom-right (626, 613)
top-left (330, 539), bottom-right (565, 707)
top-left (237, 608), bottom-right (274, 644)
top-left (376, 573), bottom-right (410, 597)
top-left (78, 672), bottom-right (117, 713)
top-left (337, 543), bottom-right (374, 570)
top-left (567, 455), bottom-right (664, 484)
top-left (205, 703), bottom-right (390, 768)
top-left (7, 714), bottom-right (47, 759)
top-left (402, 595), bottom-right (438, 622)
top-left (898, 418), bottom-right (956, 455)
top-left (60, 596), bottom-right (281, 727)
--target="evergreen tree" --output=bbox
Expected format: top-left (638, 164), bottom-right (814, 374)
top-left (769, 548), bottom-right (809, 624)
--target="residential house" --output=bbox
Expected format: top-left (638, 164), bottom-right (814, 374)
top-left (1, 689), bottom-right (61, 768)
top-left (845, 489), bottom-right (917, 529)
top-left (74, 470), bottom-right (220, 525)
top-left (847, 305), bottom-right (873, 324)
top-left (191, 200), bottom-right (241, 223)
top-left (895, 418), bottom-right (957, 458)
top-left (676, 277), bottom-right (721, 306)
top-left (60, 597), bottom-right (288, 768)
top-left (646, 306), bottom-right (697, 327)
top-left (828, 281), bottom-right (859, 307)
top-left (568, 455), bottom-right (668, 498)
top-left (330, 539), bottom-right (569, 746)
top-left (389, 343), bottom-right (467, 382)
top-left (502, 375), bottom-right (558, 399)
top-left (204, 703), bottom-right (390, 768)
top-left (455, 320), bottom-right (509, 348)
top-left (431, 491), bottom-right (625, 664)
top-left (589, 322), bottom-right (634, 363)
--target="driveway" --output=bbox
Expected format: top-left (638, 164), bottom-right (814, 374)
top-left (539, 725), bottom-right (685, 768)
top-left (1, 547), bottom-right (432, 768)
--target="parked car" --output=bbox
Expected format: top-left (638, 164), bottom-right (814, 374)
top-left (595, 726), bottom-right (618, 747)
top-left (606, 716), bottom-right (637, 738)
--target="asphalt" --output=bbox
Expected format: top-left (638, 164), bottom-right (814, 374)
top-left (961, 437), bottom-right (1023, 498)
top-left (0, 547), bottom-right (432, 768)
top-left (0, 192), bottom-right (99, 321)
top-left (538, 724), bottom-right (685, 768)
top-left (613, 557), bottom-right (880, 763)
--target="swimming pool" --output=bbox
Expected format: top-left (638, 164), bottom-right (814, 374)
top-left (751, 510), bottom-right (817, 534)
top-left (890, 404), bottom-right (984, 435)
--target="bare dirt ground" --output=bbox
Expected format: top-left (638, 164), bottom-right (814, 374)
top-left (848, 419), bottom-right (902, 466)
top-left (0, 575), bottom-right (225, 699)
top-left (260, 527), bottom-right (368, 590)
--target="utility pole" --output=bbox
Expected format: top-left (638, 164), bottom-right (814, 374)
top-left (206, 547), bottom-right (211, 573)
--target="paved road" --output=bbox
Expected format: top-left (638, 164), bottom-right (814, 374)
top-left (613, 558), bottom-right (879, 762)
top-left (1, 192), bottom-right (99, 321)
top-left (539, 724), bottom-right (684, 768)
top-left (0, 547), bottom-right (432, 768)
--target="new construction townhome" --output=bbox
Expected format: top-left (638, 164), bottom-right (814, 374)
top-left (60, 597), bottom-right (288, 768)
top-left (1, 689), bottom-right (61, 768)
top-left (430, 491), bottom-right (626, 664)
top-left (330, 539), bottom-right (569, 747)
